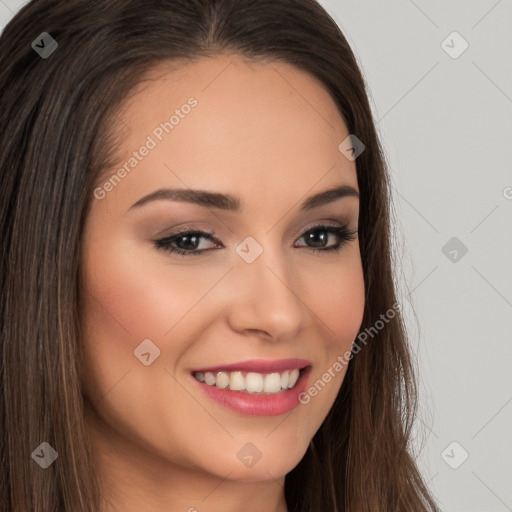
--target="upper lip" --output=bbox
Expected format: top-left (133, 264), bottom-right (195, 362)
top-left (191, 358), bottom-right (312, 374)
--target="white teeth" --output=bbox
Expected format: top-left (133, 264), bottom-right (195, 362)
top-left (204, 372), bottom-right (216, 386)
top-left (193, 368), bottom-right (305, 394)
top-left (246, 372), bottom-right (264, 393)
top-left (216, 371), bottom-right (229, 389)
top-left (288, 369), bottom-right (300, 388)
top-left (230, 371), bottom-right (245, 391)
top-left (263, 372), bottom-right (282, 393)
top-left (280, 370), bottom-right (289, 389)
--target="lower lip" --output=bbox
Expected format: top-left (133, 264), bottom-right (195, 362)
top-left (191, 366), bottom-right (312, 416)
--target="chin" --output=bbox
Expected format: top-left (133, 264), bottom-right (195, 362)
top-left (204, 440), bottom-right (310, 482)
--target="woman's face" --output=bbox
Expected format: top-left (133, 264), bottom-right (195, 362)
top-left (80, 54), bottom-right (364, 498)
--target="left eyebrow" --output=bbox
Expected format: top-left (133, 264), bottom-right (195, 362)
top-left (127, 184), bottom-right (359, 213)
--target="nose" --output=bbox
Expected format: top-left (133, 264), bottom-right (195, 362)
top-left (225, 246), bottom-right (308, 341)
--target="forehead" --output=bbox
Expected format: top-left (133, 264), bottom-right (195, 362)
top-left (100, 55), bottom-right (358, 213)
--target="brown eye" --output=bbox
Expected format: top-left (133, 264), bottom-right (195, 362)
top-left (294, 224), bottom-right (357, 254)
top-left (154, 229), bottom-right (219, 256)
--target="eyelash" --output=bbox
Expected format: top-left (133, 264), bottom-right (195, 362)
top-left (154, 224), bottom-right (358, 257)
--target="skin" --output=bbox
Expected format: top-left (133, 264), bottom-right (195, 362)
top-left (79, 54), bottom-right (365, 512)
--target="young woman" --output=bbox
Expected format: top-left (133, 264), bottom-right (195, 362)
top-left (0, 1), bottom-right (440, 511)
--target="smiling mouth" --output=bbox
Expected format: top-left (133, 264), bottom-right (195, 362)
top-left (192, 367), bottom-right (308, 394)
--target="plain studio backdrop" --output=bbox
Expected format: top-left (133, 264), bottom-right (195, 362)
top-left (1, 1), bottom-right (511, 511)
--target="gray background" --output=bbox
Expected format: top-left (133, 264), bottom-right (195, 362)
top-left (2, 0), bottom-right (511, 510)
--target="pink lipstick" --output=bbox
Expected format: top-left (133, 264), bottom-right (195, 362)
top-left (190, 358), bottom-right (312, 416)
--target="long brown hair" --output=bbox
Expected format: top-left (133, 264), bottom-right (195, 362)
top-left (0, 1), bottom-right (440, 510)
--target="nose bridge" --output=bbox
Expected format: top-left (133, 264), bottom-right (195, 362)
top-left (227, 238), bottom-right (306, 338)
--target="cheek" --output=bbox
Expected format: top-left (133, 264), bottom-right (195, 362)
top-left (80, 234), bottom-right (222, 341)
top-left (296, 251), bottom-right (364, 422)
top-left (78, 232), bottom-right (181, 402)
top-left (78, 231), bottom-right (233, 406)
top-left (306, 250), bottom-right (365, 347)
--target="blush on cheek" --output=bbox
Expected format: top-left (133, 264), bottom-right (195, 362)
top-left (311, 265), bottom-right (365, 345)
top-left (82, 241), bottom-right (172, 340)
top-left (82, 257), bottom-right (222, 354)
